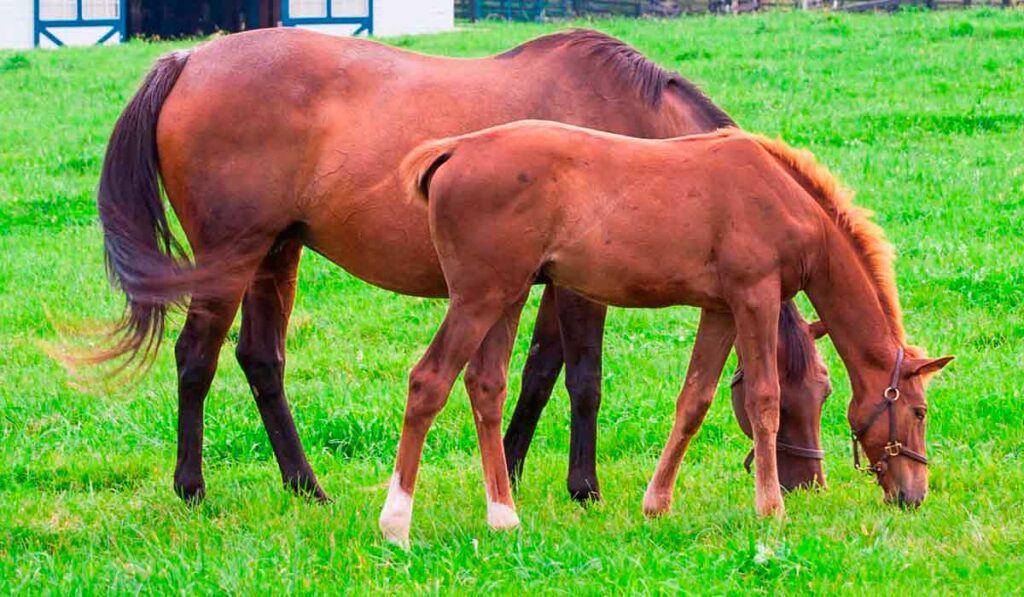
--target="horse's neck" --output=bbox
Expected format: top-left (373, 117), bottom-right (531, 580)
top-left (658, 91), bottom-right (721, 136)
top-left (804, 229), bottom-right (898, 396)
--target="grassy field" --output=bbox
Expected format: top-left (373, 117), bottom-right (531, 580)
top-left (2, 8), bottom-right (1023, 593)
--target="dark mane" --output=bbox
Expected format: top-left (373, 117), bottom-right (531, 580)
top-left (779, 300), bottom-right (813, 383)
top-left (497, 29), bottom-right (735, 128)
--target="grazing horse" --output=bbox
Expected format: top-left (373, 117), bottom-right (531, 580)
top-left (396, 121), bottom-right (952, 543)
top-left (91, 27), bottom-right (829, 507)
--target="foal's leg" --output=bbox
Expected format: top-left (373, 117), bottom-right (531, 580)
top-left (379, 297), bottom-right (509, 547)
top-left (235, 238), bottom-right (327, 502)
top-left (730, 286), bottom-right (785, 518)
top-left (504, 285), bottom-right (564, 489)
top-left (554, 288), bottom-right (608, 503)
top-left (643, 309), bottom-right (735, 517)
top-left (465, 297), bottom-right (528, 529)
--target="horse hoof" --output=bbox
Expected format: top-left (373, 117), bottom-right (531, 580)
top-left (755, 494), bottom-right (786, 519)
top-left (567, 473), bottom-right (601, 504)
top-left (173, 477), bottom-right (206, 506)
top-left (642, 488), bottom-right (672, 518)
top-left (285, 476), bottom-right (330, 504)
top-left (487, 501), bottom-right (521, 531)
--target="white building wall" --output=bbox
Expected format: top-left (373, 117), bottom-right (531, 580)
top-left (372, 0), bottom-right (453, 37)
top-left (37, 26), bottom-right (122, 48)
top-left (0, 0), bottom-right (34, 49)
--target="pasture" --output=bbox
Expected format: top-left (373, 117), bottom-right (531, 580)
top-left (1, 8), bottom-right (1022, 593)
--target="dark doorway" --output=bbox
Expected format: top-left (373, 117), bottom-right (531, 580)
top-left (127, 0), bottom-right (281, 39)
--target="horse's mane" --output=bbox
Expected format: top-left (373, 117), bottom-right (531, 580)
top-left (753, 135), bottom-right (914, 351)
top-left (779, 300), bottom-right (814, 383)
top-left (498, 29), bottom-right (735, 128)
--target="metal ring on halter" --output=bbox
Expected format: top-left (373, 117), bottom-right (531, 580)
top-left (883, 386), bottom-right (900, 401)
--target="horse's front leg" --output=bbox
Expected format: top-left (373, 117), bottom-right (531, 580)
top-left (465, 296), bottom-right (528, 530)
top-left (730, 283), bottom-right (785, 518)
top-left (643, 309), bottom-right (735, 517)
top-left (554, 288), bottom-right (608, 503)
top-left (379, 298), bottom-right (508, 548)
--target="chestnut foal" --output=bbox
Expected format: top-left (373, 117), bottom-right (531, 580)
top-left (91, 28), bottom-right (830, 507)
top-left (395, 121), bottom-right (951, 542)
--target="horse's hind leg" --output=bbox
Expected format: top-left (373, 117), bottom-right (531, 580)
top-left (643, 309), bottom-right (734, 517)
top-left (235, 237), bottom-right (327, 502)
top-left (554, 288), bottom-right (608, 503)
top-left (503, 285), bottom-right (563, 490)
top-left (173, 247), bottom-right (271, 504)
top-left (379, 295), bottom-right (514, 547)
top-left (465, 296), bottom-right (528, 530)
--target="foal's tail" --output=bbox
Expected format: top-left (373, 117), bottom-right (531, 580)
top-left (87, 50), bottom-right (196, 372)
top-left (400, 137), bottom-right (458, 204)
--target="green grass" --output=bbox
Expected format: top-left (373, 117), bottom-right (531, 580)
top-left (2, 8), bottom-right (1023, 593)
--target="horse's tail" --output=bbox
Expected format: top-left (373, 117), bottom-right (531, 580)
top-left (400, 137), bottom-right (458, 204)
top-left (88, 50), bottom-right (194, 372)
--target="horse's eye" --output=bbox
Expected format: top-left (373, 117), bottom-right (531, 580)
top-left (913, 407), bottom-right (927, 421)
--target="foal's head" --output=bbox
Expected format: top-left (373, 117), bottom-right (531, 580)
top-left (848, 347), bottom-right (952, 508)
top-left (731, 302), bottom-right (831, 491)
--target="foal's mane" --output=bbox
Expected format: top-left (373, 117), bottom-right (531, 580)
top-left (498, 29), bottom-right (735, 128)
top-left (753, 136), bottom-right (911, 349)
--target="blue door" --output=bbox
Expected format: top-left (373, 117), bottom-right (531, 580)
top-left (35, 0), bottom-right (127, 47)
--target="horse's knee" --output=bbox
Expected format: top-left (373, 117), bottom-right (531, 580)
top-left (235, 342), bottom-right (284, 398)
top-left (406, 367), bottom-right (451, 424)
top-left (566, 369), bottom-right (601, 419)
top-left (465, 365), bottom-right (507, 426)
top-left (745, 382), bottom-right (781, 433)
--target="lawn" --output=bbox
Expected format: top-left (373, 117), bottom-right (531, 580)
top-left (1, 8), bottom-right (1023, 593)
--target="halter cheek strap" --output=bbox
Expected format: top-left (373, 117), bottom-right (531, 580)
top-left (850, 347), bottom-right (928, 476)
top-left (731, 369), bottom-right (826, 473)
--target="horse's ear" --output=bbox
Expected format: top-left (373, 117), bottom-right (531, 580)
top-left (808, 321), bottom-right (828, 340)
top-left (907, 356), bottom-right (954, 378)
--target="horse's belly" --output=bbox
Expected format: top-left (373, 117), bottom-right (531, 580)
top-left (549, 245), bottom-right (722, 310)
top-left (304, 192), bottom-right (448, 298)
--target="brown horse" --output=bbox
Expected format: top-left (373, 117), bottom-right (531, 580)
top-left (92, 28), bottom-right (828, 508)
top-left (397, 120), bottom-right (952, 542)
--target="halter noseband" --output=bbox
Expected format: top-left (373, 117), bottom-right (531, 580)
top-left (850, 347), bottom-right (928, 476)
top-left (731, 369), bottom-right (825, 473)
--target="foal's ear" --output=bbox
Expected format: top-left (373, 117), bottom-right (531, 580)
top-left (808, 321), bottom-right (828, 340)
top-left (907, 356), bottom-right (955, 378)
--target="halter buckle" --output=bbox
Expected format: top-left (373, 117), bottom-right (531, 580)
top-left (885, 442), bottom-right (902, 457)
top-left (883, 386), bottom-right (900, 401)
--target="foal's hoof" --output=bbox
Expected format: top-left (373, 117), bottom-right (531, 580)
top-left (755, 493), bottom-right (786, 520)
top-left (173, 477), bottom-right (206, 507)
top-left (642, 488), bottom-right (673, 518)
top-left (487, 501), bottom-right (521, 531)
top-left (379, 520), bottom-right (411, 550)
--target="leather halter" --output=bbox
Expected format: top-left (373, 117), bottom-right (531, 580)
top-left (731, 369), bottom-right (825, 473)
top-left (850, 347), bottom-right (928, 476)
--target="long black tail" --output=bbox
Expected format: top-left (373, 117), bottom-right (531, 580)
top-left (91, 51), bottom-right (192, 371)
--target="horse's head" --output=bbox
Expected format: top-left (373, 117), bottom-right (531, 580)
top-left (731, 305), bottom-right (831, 491)
top-left (849, 347), bottom-right (952, 508)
